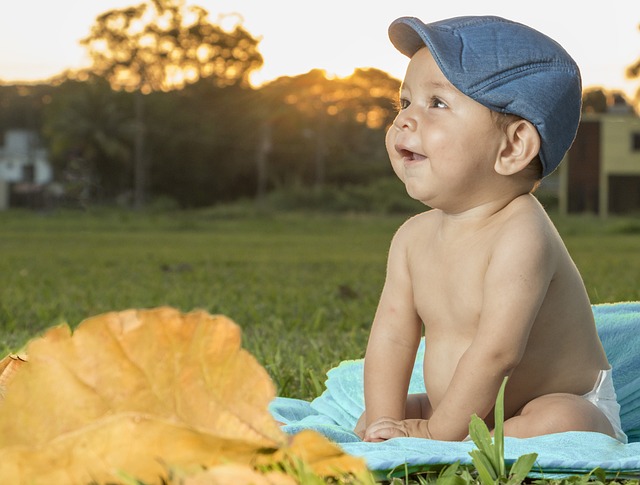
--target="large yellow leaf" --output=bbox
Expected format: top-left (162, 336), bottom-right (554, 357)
top-left (280, 429), bottom-right (371, 477)
top-left (0, 353), bottom-right (26, 399)
top-left (177, 463), bottom-right (298, 485)
top-left (0, 307), bottom-right (369, 484)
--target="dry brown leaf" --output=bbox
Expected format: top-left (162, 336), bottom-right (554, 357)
top-left (179, 463), bottom-right (298, 485)
top-left (271, 429), bottom-right (370, 478)
top-left (0, 414), bottom-right (277, 483)
top-left (0, 307), bottom-right (287, 484)
top-left (0, 307), bottom-right (371, 484)
top-left (0, 353), bottom-right (27, 399)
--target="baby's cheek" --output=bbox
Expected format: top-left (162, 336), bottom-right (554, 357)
top-left (384, 126), bottom-right (395, 154)
top-left (385, 129), bottom-right (404, 180)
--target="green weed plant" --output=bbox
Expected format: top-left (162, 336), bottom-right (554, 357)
top-left (468, 377), bottom-right (537, 485)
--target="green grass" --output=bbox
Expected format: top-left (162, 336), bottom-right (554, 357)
top-left (1, 208), bottom-right (639, 401)
top-left (1, 207), bottom-right (639, 483)
top-left (556, 215), bottom-right (640, 303)
top-left (0, 208), bottom-right (397, 399)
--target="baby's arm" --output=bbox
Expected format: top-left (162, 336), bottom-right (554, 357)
top-left (425, 221), bottom-right (556, 440)
top-left (361, 225), bottom-right (423, 437)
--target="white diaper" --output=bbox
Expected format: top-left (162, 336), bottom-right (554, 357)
top-left (582, 368), bottom-right (628, 443)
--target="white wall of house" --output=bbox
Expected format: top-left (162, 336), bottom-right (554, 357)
top-left (0, 130), bottom-right (53, 185)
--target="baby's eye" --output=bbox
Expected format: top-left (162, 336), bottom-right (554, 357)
top-left (430, 97), bottom-right (448, 109)
top-left (394, 97), bottom-right (410, 111)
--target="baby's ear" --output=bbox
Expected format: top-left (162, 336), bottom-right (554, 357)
top-left (494, 120), bottom-right (541, 176)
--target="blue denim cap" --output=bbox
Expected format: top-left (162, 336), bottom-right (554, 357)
top-left (389, 16), bottom-right (582, 177)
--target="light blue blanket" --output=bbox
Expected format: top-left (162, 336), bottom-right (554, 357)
top-left (270, 302), bottom-right (640, 478)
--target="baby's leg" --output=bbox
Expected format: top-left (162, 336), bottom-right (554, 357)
top-left (503, 393), bottom-right (616, 439)
top-left (354, 393), bottom-right (432, 438)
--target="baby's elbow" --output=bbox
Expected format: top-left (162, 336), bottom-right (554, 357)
top-left (481, 347), bottom-right (523, 374)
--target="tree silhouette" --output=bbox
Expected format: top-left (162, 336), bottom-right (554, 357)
top-left (43, 76), bottom-right (135, 204)
top-left (582, 88), bottom-right (608, 114)
top-left (81, 0), bottom-right (263, 207)
top-left (626, 22), bottom-right (640, 108)
top-left (260, 68), bottom-right (400, 191)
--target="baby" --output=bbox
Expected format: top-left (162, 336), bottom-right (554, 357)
top-left (355, 16), bottom-right (627, 443)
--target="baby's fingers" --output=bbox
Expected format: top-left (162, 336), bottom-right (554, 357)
top-left (363, 418), bottom-right (408, 442)
top-left (365, 426), bottom-right (406, 441)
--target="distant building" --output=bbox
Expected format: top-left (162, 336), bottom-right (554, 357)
top-left (0, 129), bottom-right (53, 209)
top-left (559, 113), bottom-right (640, 217)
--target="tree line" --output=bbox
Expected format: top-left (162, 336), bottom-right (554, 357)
top-left (0, 1), bottom-right (637, 209)
top-left (1, 0), bottom-right (403, 208)
top-left (0, 68), bottom-right (400, 208)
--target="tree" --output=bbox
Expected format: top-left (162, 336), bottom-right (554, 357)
top-left (81, 0), bottom-right (263, 207)
top-left (0, 84), bottom-right (55, 135)
top-left (259, 68), bottom-right (400, 191)
top-left (626, 22), bottom-right (640, 109)
top-left (582, 88), bottom-right (608, 114)
top-left (582, 87), bottom-right (636, 115)
top-left (336, 68), bottom-right (402, 130)
top-left (43, 76), bottom-right (135, 204)
top-left (143, 81), bottom-right (261, 206)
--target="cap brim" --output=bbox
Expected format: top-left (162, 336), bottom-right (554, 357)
top-left (389, 17), bottom-right (431, 58)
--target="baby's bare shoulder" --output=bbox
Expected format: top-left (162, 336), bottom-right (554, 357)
top-left (487, 197), bottom-right (565, 275)
top-left (496, 196), bottom-right (558, 244)
top-left (395, 209), bottom-right (440, 239)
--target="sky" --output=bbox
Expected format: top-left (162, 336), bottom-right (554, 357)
top-left (1, 0), bottom-right (638, 99)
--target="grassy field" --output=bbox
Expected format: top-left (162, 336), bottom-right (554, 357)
top-left (1, 207), bottom-right (639, 483)
top-left (1, 207), bottom-right (639, 404)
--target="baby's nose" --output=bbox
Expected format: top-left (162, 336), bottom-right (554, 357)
top-left (394, 109), bottom-right (417, 131)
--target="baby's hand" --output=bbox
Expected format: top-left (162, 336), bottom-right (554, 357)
top-left (363, 417), bottom-right (408, 441)
top-left (354, 412), bottom-right (367, 439)
top-left (363, 417), bottom-right (432, 442)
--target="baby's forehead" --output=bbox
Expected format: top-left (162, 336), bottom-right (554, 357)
top-left (400, 78), bottom-right (457, 95)
top-left (401, 49), bottom-right (459, 94)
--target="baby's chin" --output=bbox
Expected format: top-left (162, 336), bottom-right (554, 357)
top-left (402, 180), bottom-right (434, 205)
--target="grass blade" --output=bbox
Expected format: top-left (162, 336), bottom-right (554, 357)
top-left (436, 462), bottom-right (467, 485)
top-left (469, 450), bottom-right (497, 485)
top-left (438, 461), bottom-right (460, 478)
top-left (468, 414), bottom-right (493, 456)
top-left (507, 452), bottom-right (538, 484)
top-left (436, 474), bottom-right (468, 485)
top-left (494, 376), bottom-right (508, 478)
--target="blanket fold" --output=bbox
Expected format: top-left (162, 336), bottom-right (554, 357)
top-left (270, 302), bottom-right (640, 476)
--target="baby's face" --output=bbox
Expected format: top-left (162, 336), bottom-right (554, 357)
top-left (386, 48), bottom-right (506, 209)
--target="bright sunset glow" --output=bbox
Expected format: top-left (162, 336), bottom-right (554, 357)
top-left (1, 0), bottom-right (638, 99)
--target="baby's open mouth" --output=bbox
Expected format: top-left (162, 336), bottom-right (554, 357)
top-left (398, 147), bottom-right (426, 162)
